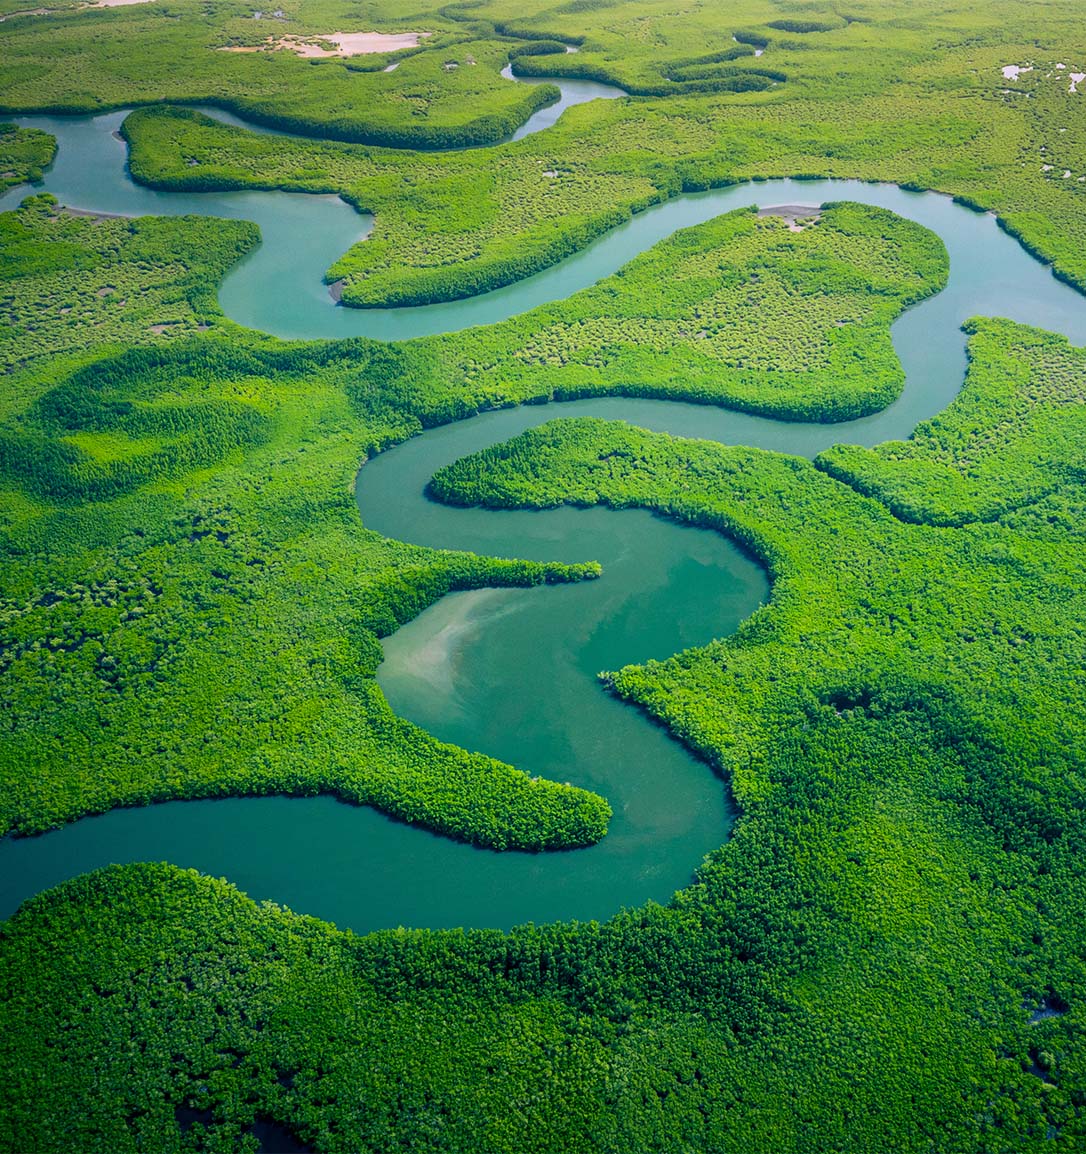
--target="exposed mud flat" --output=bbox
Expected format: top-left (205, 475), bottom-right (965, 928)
top-left (220, 30), bottom-right (429, 57)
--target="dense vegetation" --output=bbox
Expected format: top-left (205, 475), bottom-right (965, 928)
top-left (0, 122), bottom-right (54, 189)
top-left (0, 9), bottom-right (569, 150)
top-left (0, 206), bottom-right (615, 850)
top-left (423, 200), bottom-right (948, 421)
top-left (0, 329), bottom-right (609, 847)
top-left (98, 0), bottom-right (1086, 312)
top-left (0, 197), bottom-right (945, 850)
top-left (3, 1), bottom-right (1086, 1150)
top-left (818, 318), bottom-right (1086, 525)
top-left (5, 315), bottom-right (1086, 1150)
top-left (0, 0), bottom-right (800, 145)
top-left (0, 193), bottom-right (258, 374)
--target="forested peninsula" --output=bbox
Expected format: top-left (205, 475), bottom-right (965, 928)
top-left (2, 1), bottom-right (1086, 1151)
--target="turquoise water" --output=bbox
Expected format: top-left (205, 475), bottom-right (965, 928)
top-left (498, 64), bottom-right (626, 141)
top-left (0, 119), bottom-right (1084, 933)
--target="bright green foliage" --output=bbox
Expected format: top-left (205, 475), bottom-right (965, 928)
top-left (120, 103), bottom-right (668, 308)
top-left (426, 368), bottom-right (1086, 826)
top-left (0, 199), bottom-right (943, 848)
top-left (817, 317), bottom-right (1086, 524)
top-left (0, 7), bottom-right (562, 150)
top-left (0, 330), bottom-right (609, 848)
top-left (7, 385), bottom-right (1086, 1151)
top-left (0, 193), bottom-right (258, 376)
top-left (426, 201), bottom-right (947, 421)
top-left (507, 42), bottom-right (784, 98)
top-left (0, 122), bottom-right (54, 189)
top-left (0, 202), bottom-right (614, 850)
top-left (294, 200), bottom-right (944, 422)
top-left (104, 0), bottom-right (1086, 310)
top-left (0, 0), bottom-right (801, 142)
top-left (4, 2), bottom-right (1086, 1149)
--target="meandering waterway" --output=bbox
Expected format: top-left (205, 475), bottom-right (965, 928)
top-left (1, 113), bottom-right (1085, 934)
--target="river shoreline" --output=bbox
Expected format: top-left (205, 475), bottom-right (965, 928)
top-left (2, 115), bottom-right (1086, 934)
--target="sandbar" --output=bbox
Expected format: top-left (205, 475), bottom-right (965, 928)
top-left (757, 204), bottom-right (821, 231)
top-left (221, 30), bottom-right (429, 58)
top-left (0, 0), bottom-right (149, 17)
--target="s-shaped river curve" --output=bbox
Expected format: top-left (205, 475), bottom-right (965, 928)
top-left (1, 118), bottom-right (1085, 934)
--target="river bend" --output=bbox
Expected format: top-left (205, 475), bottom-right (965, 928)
top-left (0, 118), bottom-right (1084, 933)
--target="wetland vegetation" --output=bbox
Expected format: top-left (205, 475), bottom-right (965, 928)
top-left (0, 197), bottom-right (936, 847)
top-left (0, 122), bottom-right (54, 189)
top-left (2, 1), bottom-right (1086, 1151)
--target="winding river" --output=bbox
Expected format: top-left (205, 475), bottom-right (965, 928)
top-left (1, 109), bottom-right (1085, 934)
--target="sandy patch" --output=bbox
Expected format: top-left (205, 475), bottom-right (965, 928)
top-left (222, 30), bottom-right (429, 58)
top-left (757, 204), bottom-right (821, 231)
top-left (63, 206), bottom-right (130, 221)
top-left (0, 0), bottom-right (149, 18)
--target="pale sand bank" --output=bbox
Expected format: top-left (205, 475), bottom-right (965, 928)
top-left (757, 204), bottom-right (821, 232)
top-left (0, 0), bottom-right (149, 17)
top-left (60, 206), bottom-right (132, 221)
top-left (221, 30), bottom-right (430, 58)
